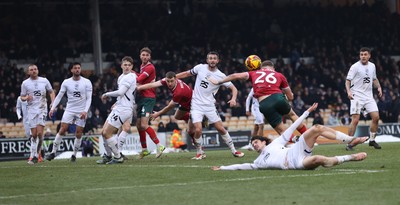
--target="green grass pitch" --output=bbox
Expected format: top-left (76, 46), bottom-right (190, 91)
top-left (1, 142), bottom-right (399, 205)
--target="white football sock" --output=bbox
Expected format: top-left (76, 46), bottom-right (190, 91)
top-left (335, 131), bottom-right (353, 143)
top-left (52, 134), bottom-right (63, 153)
top-left (31, 137), bottom-right (38, 158)
top-left (106, 137), bottom-right (121, 158)
top-left (73, 138), bottom-right (82, 156)
top-left (194, 137), bottom-right (203, 154)
top-left (335, 155), bottom-right (352, 164)
top-left (370, 132), bottom-right (376, 141)
top-left (221, 132), bottom-right (237, 153)
top-left (103, 141), bottom-right (112, 157)
top-left (117, 131), bottom-right (128, 152)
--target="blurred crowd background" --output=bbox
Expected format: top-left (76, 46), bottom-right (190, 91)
top-left (0, 0), bottom-right (399, 136)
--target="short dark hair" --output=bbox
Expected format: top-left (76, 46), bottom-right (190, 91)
top-left (69, 62), bottom-right (81, 70)
top-left (140, 47), bottom-right (152, 54)
top-left (360, 47), bottom-right (371, 53)
top-left (165, 71), bottom-right (176, 79)
top-left (122, 56), bottom-right (134, 64)
top-left (207, 51), bottom-right (220, 58)
top-left (261, 60), bottom-right (274, 68)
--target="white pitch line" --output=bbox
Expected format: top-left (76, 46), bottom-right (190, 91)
top-left (0, 169), bottom-right (384, 200)
top-left (0, 164), bottom-right (210, 169)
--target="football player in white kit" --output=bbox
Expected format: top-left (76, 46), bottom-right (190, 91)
top-left (243, 88), bottom-right (265, 151)
top-left (176, 51), bottom-right (244, 160)
top-left (46, 62), bottom-right (93, 162)
top-left (212, 103), bottom-right (369, 171)
top-left (20, 64), bottom-right (55, 164)
top-left (16, 96), bottom-right (30, 138)
top-left (97, 56), bottom-right (137, 164)
top-left (345, 47), bottom-right (383, 150)
top-left (245, 88), bottom-right (265, 137)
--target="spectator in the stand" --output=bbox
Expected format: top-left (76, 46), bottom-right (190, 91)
top-left (217, 107), bottom-right (226, 122)
top-left (327, 111), bottom-right (340, 126)
top-left (341, 112), bottom-right (352, 125)
top-left (0, 131), bottom-right (5, 138)
top-left (388, 92), bottom-right (400, 122)
top-left (293, 94), bottom-right (305, 114)
top-left (82, 137), bottom-right (94, 157)
top-left (157, 121), bottom-right (166, 132)
top-left (98, 98), bottom-right (111, 121)
top-left (0, 102), bottom-right (12, 120)
top-left (91, 108), bottom-right (104, 129)
top-left (312, 112), bottom-right (324, 125)
top-left (55, 104), bottom-right (65, 121)
top-left (8, 107), bottom-right (19, 124)
top-left (377, 95), bottom-right (390, 123)
top-left (83, 113), bottom-right (95, 134)
top-left (166, 116), bottom-right (180, 132)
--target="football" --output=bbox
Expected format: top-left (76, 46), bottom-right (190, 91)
top-left (245, 55), bottom-right (261, 71)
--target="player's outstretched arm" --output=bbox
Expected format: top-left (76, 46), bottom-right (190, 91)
top-left (176, 71), bottom-right (192, 79)
top-left (212, 163), bottom-right (256, 171)
top-left (209, 72), bottom-right (248, 85)
top-left (151, 100), bottom-right (175, 120)
top-left (137, 80), bottom-right (163, 91)
top-left (102, 85), bottom-right (129, 99)
top-left (281, 103), bottom-right (318, 142)
top-left (227, 85), bottom-right (238, 107)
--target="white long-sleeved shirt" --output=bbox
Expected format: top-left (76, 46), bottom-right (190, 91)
top-left (16, 96), bottom-right (28, 120)
top-left (220, 110), bottom-right (310, 170)
top-left (51, 76), bottom-right (93, 113)
top-left (245, 88), bottom-right (259, 112)
top-left (104, 72), bottom-right (137, 111)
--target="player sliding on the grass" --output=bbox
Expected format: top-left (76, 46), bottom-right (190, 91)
top-left (212, 103), bottom-right (368, 171)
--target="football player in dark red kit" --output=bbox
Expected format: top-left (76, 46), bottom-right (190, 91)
top-left (209, 60), bottom-right (307, 137)
top-left (136, 47), bottom-right (165, 159)
top-left (137, 71), bottom-right (195, 138)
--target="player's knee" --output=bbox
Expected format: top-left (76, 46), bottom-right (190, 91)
top-left (76, 132), bottom-right (83, 138)
top-left (215, 124), bottom-right (226, 133)
top-left (101, 129), bottom-right (108, 138)
top-left (311, 124), bottom-right (324, 133)
top-left (194, 126), bottom-right (202, 134)
top-left (371, 116), bottom-right (380, 123)
top-left (122, 124), bottom-right (130, 132)
top-left (310, 155), bottom-right (325, 164)
top-left (351, 118), bottom-right (359, 125)
top-left (58, 126), bottom-right (67, 135)
top-left (174, 114), bottom-right (182, 120)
